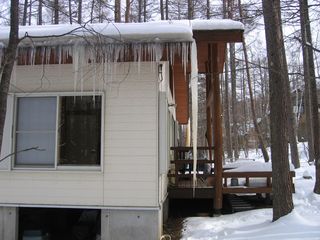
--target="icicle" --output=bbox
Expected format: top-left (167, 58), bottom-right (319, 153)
top-left (58, 45), bottom-right (62, 65)
top-left (79, 45), bottom-right (86, 95)
top-left (46, 46), bottom-right (52, 64)
top-left (29, 47), bottom-right (35, 65)
top-left (190, 38), bottom-right (199, 198)
top-left (73, 44), bottom-right (79, 92)
top-left (93, 61), bottom-right (97, 98)
top-left (40, 47), bottom-right (45, 65)
top-left (182, 42), bottom-right (189, 76)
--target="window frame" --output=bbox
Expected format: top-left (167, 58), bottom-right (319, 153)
top-left (12, 92), bottom-right (104, 172)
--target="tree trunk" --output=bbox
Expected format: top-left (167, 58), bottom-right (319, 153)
top-left (115, 0), bottom-right (121, 22)
top-left (230, 43), bottom-right (239, 160)
top-left (38, 0), bottom-right (43, 25)
top-left (23, 0), bottom-right (28, 26)
top-left (224, 47), bottom-right (233, 159)
top-left (28, 0), bottom-right (32, 25)
top-left (262, 0), bottom-right (294, 221)
top-left (165, 0), bottom-right (168, 20)
top-left (206, 0), bottom-right (210, 19)
top-left (284, 64), bottom-right (300, 168)
top-left (90, 0), bottom-right (95, 23)
top-left (54, 0), bottom-right (59, 24)
top-left (125, 0), bottom-right (131, 22)
top-left (222, 0), bottom-right (232, 159)
top-left (0, 0), bottom-right (19, 156)
top-left (242, 63), bottom-right (249, 157)
top-left (188, 0), bottom-right (193, 19)
top-left (143, 0), bottom-right (147, 22)
top-left (160, 0), bottom-right (164, 20)
top-left (138, 0), bottom-right (142, 22)
top-left (299, 0), bottom-right (320, 193)
top-left (298, 0), bottom-right (315, 163)
top-left (78, 0), bottom-right (82, 24)
top-left (69, 0), bottom-right (73, 24)
top-left (238, 0), bottom-right (269, 162)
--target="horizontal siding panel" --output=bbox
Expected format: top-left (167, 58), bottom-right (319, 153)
top-left (106, 105), bottom-right (157, 117)
top-left (107, 115), bottom-right (156, 124)
top-left (107, 89), bottom-right (157, 99)
top-left (105, 164), bottom-right (156, 174)
top-left (105, 147), bottom-right (156, 156)
top-left (5, 63), bottom-right (159, 207)
top-left (106, 140), bottom-right (156, 150)
top-left (103, 172), bottom-right (156, 182)
top-left (106, 96), bottom-right (157, 108)
top-left (0, 173), bottom-right (103, 205)
top-left (105, 122), bottom-right (156, 131)
top-left (104, 181), bottom-right (156, 190)
top-left (105, 131), bottom-right (156, 141)
top-left (103, 156), bottom-right (156, 167)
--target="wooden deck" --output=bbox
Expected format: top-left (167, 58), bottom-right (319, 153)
top-left (168, 147), bottom-right (296, 200)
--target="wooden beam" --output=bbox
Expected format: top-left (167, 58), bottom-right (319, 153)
top-left (223, 171), bottom-right (296, 178)
top-left (222, 187), bottom-right (272, 194)
top-left (217, 43), bottom-right (226, 73)
top-left (173, 62), bottom-right (189, 124)
top-left (193, 30), bottom-right (244, 43)
top-left (197, 42), bottom-right (208, 73)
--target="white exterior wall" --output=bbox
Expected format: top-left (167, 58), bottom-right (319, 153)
top-left (0, 62), bottom-right (159, 208)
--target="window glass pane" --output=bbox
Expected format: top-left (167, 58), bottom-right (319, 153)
top-left (15, 97), bottom-right (56, 167)
top-left (16, 132), bottom-right (56, 166)
top-left (59, 96), bottom-right (101, 165)
top-left (17, 97), bottom-right (56, 131)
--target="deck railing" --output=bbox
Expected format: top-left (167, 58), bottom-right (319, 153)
top-left (168, 146), bottom-right (296, 196)
top-left (222, 171), bottom-right (296, 194)
top-left (168, 146), bottom-right (215, 188)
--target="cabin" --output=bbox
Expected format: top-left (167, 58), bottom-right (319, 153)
top-left (0, 20), bottom-right (293, 240)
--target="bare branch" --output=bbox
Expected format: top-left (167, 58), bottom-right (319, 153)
top-left (0, 146), bottom-right (44, 163)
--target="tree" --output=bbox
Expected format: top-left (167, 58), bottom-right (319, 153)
top-left (239, 0), bottom-right (269, 162)
top-left (125, 0), bottom-right (131, 22)
top-left (115, 0), bottom-right (121, 22)
top-left (38, 0), bottom-right (43, 25)
top-left (54, 0), bottom-right (60, 24)
top-left (262, 0), bottom-right (294, 221)
top-left (0, 0), bottom-right (19, 157)
top-left (223, 0), bottom-right (233, 159)
top-left (22, 0), bottom-right (28, 25)
top-left (187, 0), bottom-right (194, 19)
top-left (78, 0), bottom-right (83, 23)
top-left (298, 0), bottom-right (320, 193)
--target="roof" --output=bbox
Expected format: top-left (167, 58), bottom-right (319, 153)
top-left (0, 19), bottom-right (244, 46)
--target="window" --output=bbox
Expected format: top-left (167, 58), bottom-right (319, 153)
top-left (15, 95), bottom-right (102, 168)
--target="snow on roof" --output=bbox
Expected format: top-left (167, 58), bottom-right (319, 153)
top-left (0, 19), bottom-right (244, 46)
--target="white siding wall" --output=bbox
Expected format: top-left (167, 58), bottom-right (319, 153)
top-left (0, 62), bottom-right (159, 207)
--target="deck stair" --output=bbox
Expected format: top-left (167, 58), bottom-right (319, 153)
top-left (226, 194), bottom-right (255, 213)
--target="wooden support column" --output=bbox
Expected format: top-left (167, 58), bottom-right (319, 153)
top-left (211, 43), bottom-right (223, 214)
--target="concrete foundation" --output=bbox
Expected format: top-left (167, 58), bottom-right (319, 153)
top-left (101, 209), bottom-right (160, 240)
top-left (0, 207), bottom-right (18, 240)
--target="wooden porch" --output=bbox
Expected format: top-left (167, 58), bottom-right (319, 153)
top-left (166, 26), bottom-right (297, 213)
top-left (168, 147), bottom-right (296, 202)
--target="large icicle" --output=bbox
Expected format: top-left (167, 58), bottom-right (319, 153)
top-left (190, 38), bottom-right (199, 198)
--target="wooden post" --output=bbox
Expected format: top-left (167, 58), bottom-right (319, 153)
top-left (211, 43), bottom-right (223, 214)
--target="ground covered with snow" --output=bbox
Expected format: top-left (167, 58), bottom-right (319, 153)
top-left (181, 144), bottom-right (320, 239)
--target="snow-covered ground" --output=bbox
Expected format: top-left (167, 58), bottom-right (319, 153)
top-left (181, 143), bottom-right (320, 240)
